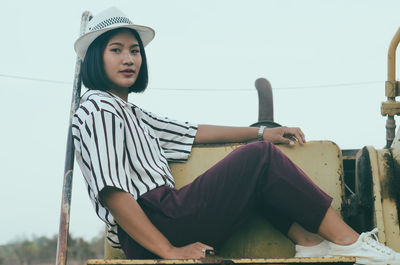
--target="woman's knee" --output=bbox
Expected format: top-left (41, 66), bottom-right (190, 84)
top-left (241, 141), bottom-right (274, 157)
top-left (228, 141), bottom-right (275, 168)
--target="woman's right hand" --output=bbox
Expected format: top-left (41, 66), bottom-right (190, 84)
top-left (166, 242), bottom-right (214, 259)
top-left (263, 126), bottom-right (306, 146)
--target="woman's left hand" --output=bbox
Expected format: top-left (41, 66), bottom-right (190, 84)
top-left (262, 126), bottom-right (306, 146)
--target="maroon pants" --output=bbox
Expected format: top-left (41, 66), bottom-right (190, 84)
top-left (118, 141), bottom-right (333, 259)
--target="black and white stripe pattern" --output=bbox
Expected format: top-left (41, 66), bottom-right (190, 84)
top-left (89, 17), bottom-right (133, 31)
top-left (72, 90), bottom-right (197, 248)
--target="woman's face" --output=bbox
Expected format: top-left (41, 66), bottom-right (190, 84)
top-left (103, 29), bottom-right (142, 90)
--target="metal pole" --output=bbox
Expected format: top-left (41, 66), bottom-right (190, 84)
top-left (55, 11), bottom-right (91, 265)
top-left (250, 78), bottom-right (281, 128)
top-left (384, 27), bottom-right (400, 148)
top-left (255, 78), bottom-right (274, 122)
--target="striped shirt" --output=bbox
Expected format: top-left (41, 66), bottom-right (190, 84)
top-left (72, 90), bottom-right (198, 248)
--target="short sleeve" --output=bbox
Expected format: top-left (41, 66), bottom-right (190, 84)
top-left (77, 109), bottom-right (132, 200)
top-left (138, 109), bottom-right (198, 162)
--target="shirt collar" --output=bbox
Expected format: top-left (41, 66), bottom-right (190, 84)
top-left (81, 89), bottom-right (133, 108)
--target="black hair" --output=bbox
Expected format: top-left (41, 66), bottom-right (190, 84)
top-left (80, 28), bottom-right (149, 93)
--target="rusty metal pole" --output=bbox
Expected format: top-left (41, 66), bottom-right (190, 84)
top-left (255, 78), bottom-right (274, 122)
top-left (382, 27), bottom-right (400, 148)
top-left (250, 78), bottom-right (281, 128)
top-left (55, 11), bottom-right (91, 265)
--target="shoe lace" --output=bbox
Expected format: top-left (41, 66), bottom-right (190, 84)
top-left (360, 228), bottom-right (394, 255)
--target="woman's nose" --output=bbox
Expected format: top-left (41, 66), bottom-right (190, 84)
top-left (122, 52), bottom-right (134, 65)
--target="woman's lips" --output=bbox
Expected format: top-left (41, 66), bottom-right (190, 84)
top-left (121, 72), bottom-right (134, 76)
top-left (120, 70), bottom-right (135, 76)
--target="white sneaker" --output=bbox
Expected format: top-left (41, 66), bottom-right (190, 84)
top-left (327, 228), bottom-right (400, 265)
top-left (294, 240), bottom-right (329, 257)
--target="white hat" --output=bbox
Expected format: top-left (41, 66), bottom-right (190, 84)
top-left (74, 7), bottom-right (155, 60)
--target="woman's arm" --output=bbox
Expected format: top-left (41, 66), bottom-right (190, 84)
top-left (194, 125), bottom-right (306, 145)
top-left (100, 187), bottom-right (213, 259)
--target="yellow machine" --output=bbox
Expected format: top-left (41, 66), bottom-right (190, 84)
top-left (55, 11), bottom-right (400, 265)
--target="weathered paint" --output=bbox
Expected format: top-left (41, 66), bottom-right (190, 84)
top-left (55, 167), bottom-right (73, 265)
top-left (354, 148), bottom-right (375, 232)
top-left (373, 147), bottom-right (400, 251)
top-left (365, 146), bottom-right (387, 243)
top-left (87, 257), bottom-right (355, 265)
top-left (356, 146), bottom-right (400, 251)
top-left (391, 126), bottom-right (400, 227)
top-left (55, 11), bottom-right (92, 265)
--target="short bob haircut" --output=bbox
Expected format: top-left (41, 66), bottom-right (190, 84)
top-left (80, 28), bottom-right (148, 93)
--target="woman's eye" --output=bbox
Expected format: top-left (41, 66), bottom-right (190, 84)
top-left (110, 48), bottom-right (121, 53)
top-left (131, 49), bottom-right (140, 54)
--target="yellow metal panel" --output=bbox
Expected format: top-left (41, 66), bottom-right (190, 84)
top-left (171, 141), bottom-right (344, 213)
top-left (171, 143), bottom-right (242, 189)
top-left (217, 213), bottom-right (294, 258)
top-left (87, 256), bottom-right (356, 265)
top-left (105, 141), bottom-right (345, 259)
top-left (277, 141), bottom-right (344, 213)
top-left (392, 126), bottom-right (400, 169)
top-left (392, 126), bottom-right (400, 150)
top-left (365, 147), bottom-right (387, 243)
top-left (376, 148), bottom-right (400, 251)
top-left (169, 141), bottom-right (344, 258)
top-left (362, 146), bottom-right (400, 251)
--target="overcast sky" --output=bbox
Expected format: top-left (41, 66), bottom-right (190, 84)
top-left (1, 0), bottom-right (400, 245)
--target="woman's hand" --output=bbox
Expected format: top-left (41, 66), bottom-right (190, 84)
top-left (263, 126), bottom-right (305, 146)
top-left (166, 242), bottom-right (214, 259)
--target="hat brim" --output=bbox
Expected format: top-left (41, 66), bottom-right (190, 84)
top-left (74, 24), bottom-right (155, 60)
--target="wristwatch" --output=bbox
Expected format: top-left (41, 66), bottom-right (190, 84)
top-left (257, 126), bottom-right (266, 141)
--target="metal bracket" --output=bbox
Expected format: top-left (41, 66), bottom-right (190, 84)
top-left (385, 81), bottom-right (398, 98)
top-left (381, 101), bottom-right (400, 116)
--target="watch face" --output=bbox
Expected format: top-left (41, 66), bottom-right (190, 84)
top-left (258, 126), bottom-right (265, 141)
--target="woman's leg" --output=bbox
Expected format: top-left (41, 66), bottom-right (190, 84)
top-left (286, 212), bottom-right (358, 258)
top-left (287, 222), bottom-right (324, 246)
top-left (283, 200), bottom-right (358, 247)
top-left (262, 206), bottom-right (325, 246)
top-left (118, 141), bottom-right (357, 258)
top-left (128, 142), bottom-right (332, 249)
top-left (318, 207), bottom-right (359, 245)
top-left (251, 141), bottom-right (333, 233)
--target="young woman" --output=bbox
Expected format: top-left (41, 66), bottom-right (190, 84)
top-left (72, 7), bottom-right (400, 264)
